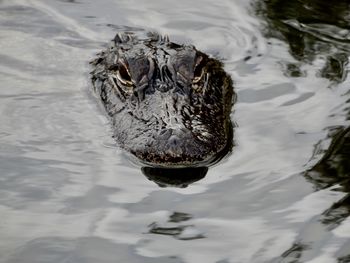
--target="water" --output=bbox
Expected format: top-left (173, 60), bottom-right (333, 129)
top-left (0, 0), bottom-right (349, 262)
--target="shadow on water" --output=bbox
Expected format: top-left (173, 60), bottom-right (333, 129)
top-left (255, 0), bottom-right (350, 83)
top-left (255, 0), bottom-right (350, 261)
top-left (142, 167), bottom-right (208, 188)
top-left (273, 128), bottom-right (350, 261)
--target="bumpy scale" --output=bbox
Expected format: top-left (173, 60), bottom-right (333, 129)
top-left (91, 32), bottom-right (235, 167)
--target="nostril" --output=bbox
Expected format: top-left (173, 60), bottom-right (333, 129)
top-left (167, 135), bottom-right (183, 155)
top-left (168, 135), bottom-right (178, 146)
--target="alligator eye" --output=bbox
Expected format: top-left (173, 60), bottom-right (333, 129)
top-left (193, 56), bottom-right (205, 84)
top-left (116, 63), bottom-right (133, 87)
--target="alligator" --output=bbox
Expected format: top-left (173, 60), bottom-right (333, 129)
top-left (91, 32), bottom-right (235, 167)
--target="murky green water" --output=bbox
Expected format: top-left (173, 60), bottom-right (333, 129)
top-left (0, 0), bottom-right (349, 262)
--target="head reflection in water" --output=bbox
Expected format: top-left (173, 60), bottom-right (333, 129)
top-left (142, 167), bottom-right (209, 188)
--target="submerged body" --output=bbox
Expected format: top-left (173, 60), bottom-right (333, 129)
top-left (91, 32), bottom-right (235, 167)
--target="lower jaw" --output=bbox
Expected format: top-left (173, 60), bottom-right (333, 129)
top-left (132, 150), bottom-right (225, 168)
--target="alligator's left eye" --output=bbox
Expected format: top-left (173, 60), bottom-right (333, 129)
top-left (193, 56), bottom-right (206, 84)
top-left (116, 63), bottom-right (134, 87)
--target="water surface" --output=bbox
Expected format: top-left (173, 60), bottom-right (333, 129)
top-left (0, 0), bottom-right (350, 262)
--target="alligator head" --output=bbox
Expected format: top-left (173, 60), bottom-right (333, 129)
top-left (91, 32), bottom-right (235, 167)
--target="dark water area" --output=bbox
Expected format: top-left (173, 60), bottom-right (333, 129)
top-left (0, 0), bottom-right (349, 262)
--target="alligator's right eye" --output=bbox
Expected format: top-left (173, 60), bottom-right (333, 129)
top-left (116, 63), bottom-right (134, 87)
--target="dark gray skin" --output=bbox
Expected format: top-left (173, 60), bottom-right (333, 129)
top-left (91, 32), bottom-right (235, 167)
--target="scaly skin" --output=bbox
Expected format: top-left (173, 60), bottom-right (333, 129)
top-left (91, 32), bottom-right (235, 167)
